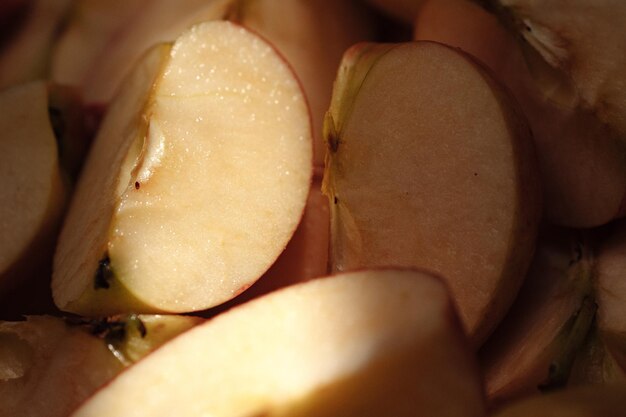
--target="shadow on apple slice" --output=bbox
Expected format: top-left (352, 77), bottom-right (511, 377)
top-left (323, 41), bottom-right (541, 347)
top-left (0, 314), bottom-right (201, 417)
top-left (491, 383), bottom-right (626, 417)
top-left (480, 227), bottom-right (596, 405)
top-left (71, 269), bottom-right (485, 417)
top-left (52, 21), bottom-right (313, 315)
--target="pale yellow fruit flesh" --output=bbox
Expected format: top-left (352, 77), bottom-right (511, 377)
top-left (0, 81), bottom-right (65, 289)
top-left (324, 41), bottom-right (541, 346)
top-left (72, 270), bottom-right (485, 417)
top-left (53, 21), bottom-right (312, 314)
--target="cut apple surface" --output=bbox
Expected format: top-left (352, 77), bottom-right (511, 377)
top-left (0, 81), bottom-right (66, 295)
top-left (323, 41), bottom-right (541, 346)
top-left (72, 269), bottom-right (485, 417)
top-left (480, 228), bottom-right (595, 404)
top-left (52, 21), bottom-right (313, 315)
top-left (414, 0), bottom-right (626, 228)
top-left (0, 314), bottom-right (200, 417)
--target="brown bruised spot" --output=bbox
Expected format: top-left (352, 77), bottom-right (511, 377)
top-left (134, 181), bottom-right (141, 190)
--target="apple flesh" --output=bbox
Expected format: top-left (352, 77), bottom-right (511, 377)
top-left (0, 315), bottom-right (201, 417)
top-left (414, 0), bottom-right (626, 228)
top-left (52, 21), bottom-right (313, 315)
top-left (323, 41), bottom-right (541, 346)
top-left (0, 81), bottom-right (66, 297)
top-left (72, 269), bottom-right (485, 417)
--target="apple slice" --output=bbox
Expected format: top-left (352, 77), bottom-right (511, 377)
top-left (568, 326), bottom-right (626, 386)
top-left (323, 41), bottom-right (541, 346)
top-left (0, 0), bottom-right (71, 89)
top-left (52, 21), bottom-right (313, 315)
top-left (229, 0), bottom-right (376, 167)
top-left (491, 383), bottom-right (626, 417)
top-left (72, 269), bottom-right (485, 417)
top-left (493, 0), bottom-right (626, 137)
top-left (480, 228), bottom-right (596, 404)
top-left (79, 0), bottom-right (233, 105)
top-left (0, 314), bottom-right (201, 417)
top-left (414, 0), bottom-right (626, 228)
top-left (0, 81), bottom-right (67, 297)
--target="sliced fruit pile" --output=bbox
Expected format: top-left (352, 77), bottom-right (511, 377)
top-left (1, 0), bottom-right (625, 416)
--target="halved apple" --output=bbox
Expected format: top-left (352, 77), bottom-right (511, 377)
top-left (323, 41), bottom-right (541, 346)
top-left (0, 314), bottom-right (201, 417)
top-left (72, 269), bottom-right (485, 417)
top-left (0, 81), bottom-right (66, 297)
top-left (52, 21), bottom-right (313, 315)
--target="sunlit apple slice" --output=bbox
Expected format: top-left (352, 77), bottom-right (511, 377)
top-left (79, 0), bottom-right (233, 105)
top-left (52, 21), bottom-right (313, 315)
top-left (491, 383), bottom-right (626, 417)
top-left (72, 269), bottom-right (485, 417)
top-left (414, 0), bottom-right (626, 228)
top-left (480, 228), bottom-right (596, 405)
top-left (230, 0), bottom-right (376, 166)
top-left (0, 81), bottom-right (66, 297)
top-left (0, 314), bottom-right (201, 417)
top-left (323, 41), bottom-right (541, 346)
top-left (0, 0), bottom-right (71, 89)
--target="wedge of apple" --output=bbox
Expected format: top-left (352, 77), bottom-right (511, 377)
top-left (230, 0), bottom-right (376, 167)
top-left (72, 269), bottom-right (485, 417)
top-left (323, 41), bottom-right (541, 346)
top-left (493, 0), bottom-right (626, 137)
top-left (0, 314), bottom-right (201, 417)
top-left (480, 228), bottom-right (596, 404)
top-left (52, 21), bottom-right (313, 315)
top-left (491, 383), bottom-right (626, 417)
top-left (0, 0), bottom-right (71, 89)
top-left (0, 81), bottom-right (66, 297)
top-left (414, 0), bottom-right (626, 228)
